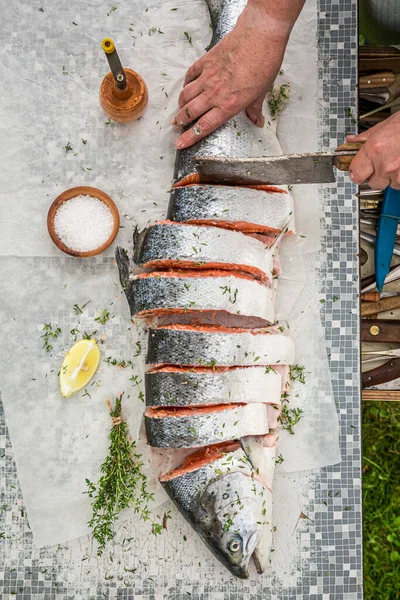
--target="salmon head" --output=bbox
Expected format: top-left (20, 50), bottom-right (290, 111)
top-left (161, 446), bottom-right (272, 579)
top-left (192, 471), bottom-right (268, 578)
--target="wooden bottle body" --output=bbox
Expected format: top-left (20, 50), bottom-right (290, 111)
top-left (100, 68), bottom-right (148, 123)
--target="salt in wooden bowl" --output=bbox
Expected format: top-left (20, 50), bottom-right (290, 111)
top-left (47, 186), bottom-right (120, 257)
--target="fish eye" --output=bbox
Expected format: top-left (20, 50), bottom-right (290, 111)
top-left (229, 540), bottom-right (241, 553)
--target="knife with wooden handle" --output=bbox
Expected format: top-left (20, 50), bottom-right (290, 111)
top-left (359, 71), bottom-right (395, 90)
top-left (192, 143), bottom-right (363, 186)
top-left (361, 320), bottom-right (400, 342)
top-left (362, 358), bottom-right (400, 387)
top-left (361, 296), bottom-right (400, 317)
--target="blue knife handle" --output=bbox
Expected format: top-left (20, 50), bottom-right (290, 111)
top-left (375, 186), bottom-right (400, 293)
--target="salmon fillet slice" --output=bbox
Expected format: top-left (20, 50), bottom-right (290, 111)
top-left (160, 441), bottom-right (241, 482)
top-left (145, 364), bottom-right (283, 407)
top-left (126, 269), bottom-right (276, 328)
top-left (145, 402), bottom-right (270, 448)
top-left (131, 221), bottom-right (274, 284)
top-left (168, 184), bottom-right (295, 235)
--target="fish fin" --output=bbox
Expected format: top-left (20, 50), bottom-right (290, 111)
top-left (115, 246), bottom-right (136, 315)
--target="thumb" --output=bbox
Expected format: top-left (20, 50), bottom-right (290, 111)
top-left (346, 131), bottom-right (370, 143)
top-left (246, 93), bottom-right (265, 127)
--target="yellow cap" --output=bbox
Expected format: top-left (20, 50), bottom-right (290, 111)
top-left (102, 38), bottom-right (115, 54)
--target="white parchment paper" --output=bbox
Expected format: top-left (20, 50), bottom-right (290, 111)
top-left (0, 0), bottom-right (340, 552)
top-left (0, 0), bottom-right (320, 257)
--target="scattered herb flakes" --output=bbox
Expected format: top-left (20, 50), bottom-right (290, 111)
top-left (279, 69), bottom-right (284, 76)
top-left (95, 309), bottom-right (111, 325)
top-left (184, 31), bottom-right (192, 45)
top-left (289, 364), bottom-right (307, 384)
top-left (107, 6), bottom-right (117, 16)
top-left (105, 356), bottom-right (133, 368)
top-left (275, 454), bottom-right (284, 465)
top-left (149, 27), bottom-right (164, 35)
top-left (38, 7), bottom-right (44, 12)
top-left (268, 83), bottom-right (290, 118)
top-left (219, 285), bottom-right (238, 304)
top-left (62, 66), bottom-right (68, 75)
top-left (279, 406), bottom-right (304, 435)
top-left (64, 142), bottom-right (73, 153)
top-left (41, 323), bottom-right (61, 353)
top-left (82, 330), bottom-right (97, 340)
top-left (333, 295), bottom-right (339, 302)
top-left (85, 395), bottom-right (162, 555)
top-left (105, 120), bottom-right (111, 125)
top-left (73, 300), bottom-right (90, 315)
top-left (81, 138), bottom-right (87, 145)
top-left (185, 107), bottom-right (191, 119)
top-left (319, 298), bottom-right (326, 303)
top-left (344, 506), bottom-right (352, 511)
top-left (133, 340), bottom-right (142, 357)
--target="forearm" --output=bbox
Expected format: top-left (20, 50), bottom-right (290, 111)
top-left (242, 0), bottom-right (306, 40)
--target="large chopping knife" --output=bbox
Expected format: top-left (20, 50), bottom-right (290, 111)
top-left (192, 142), bottom-right (362, 186)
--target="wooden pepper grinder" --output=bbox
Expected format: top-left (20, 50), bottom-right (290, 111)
top-left (99, 38), bottom-right (148, 123)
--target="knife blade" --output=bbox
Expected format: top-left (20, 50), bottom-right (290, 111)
top-left (192, 143), bottom-right (362, 186)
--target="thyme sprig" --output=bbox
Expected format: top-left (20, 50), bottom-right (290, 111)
top-left (85, 395), bottom-right (162, 555)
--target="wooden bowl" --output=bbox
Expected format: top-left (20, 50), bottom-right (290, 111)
top-left (47, 186), bottom-right (120, 257)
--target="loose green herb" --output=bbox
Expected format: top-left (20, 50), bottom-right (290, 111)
top-left (73, 300), bottom-right (90, 315)
top-left (95, 309), bottom-right (111, 325)
top-left (107, 6), bottom-right (117, 16)
top-left (279, 406), bottom-right (304, 435)
top-left (85, 395), bottom-right (162, 555)
top-left (345, 107), bottom-right (357, 124)
top-left (105, 356), bottom-right (133, 368)
top-left (133, 341), bottom-right (142, 357)
top-left (185, 108), bottom-right (191, 119)
top-left (41, 323), bottom-right (61, 353)
top-left (82, 330), bottom-right (97, 340)
top-left (289, 364), bottom-right (307, 384)
top-left (81, 139), bottom-right (87, 145)
top-left (64, 142), bottom-right (73, 153)
top-left (264, 366), bottom-right (277, 375)
top-left (184, 31), bottom-right (192, 45)
top-left (70, 328), bottom-right (80, 341)
top-left (219, 286), bottom-right (238, 304)
top-left (275, 454), bottom-right (284, 465)
top-left (268, 83), bottom-right (290, 118)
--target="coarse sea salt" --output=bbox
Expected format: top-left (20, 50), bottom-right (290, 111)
top-left (54, 195), bottom-right (114, 252)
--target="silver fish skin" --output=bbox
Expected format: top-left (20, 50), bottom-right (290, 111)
top-left (145, 366), bottom-right (282, 407)
top-left (128, 272), bottom-right (275, 325)
top-left (132, 223), bottom-right (274, 282)
top-left (161, 445), bottom-right (273, 578)
top-left (145, 403), bottom-right (269, 448)
top-left (146, 326), bottom-right (295, 367)
top-left (168, 184), bottom-right (295, 234)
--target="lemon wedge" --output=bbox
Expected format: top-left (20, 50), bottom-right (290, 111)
top-left (60, 339), bottom-right (101, 398)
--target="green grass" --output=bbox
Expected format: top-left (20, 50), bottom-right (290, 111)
top-left (363, 401), bottom-right (400, 599)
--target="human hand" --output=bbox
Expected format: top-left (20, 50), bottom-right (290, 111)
top-left (174, 1), bottom-right (297, 149)
top-left (346, 113), bottom-right (400, 190)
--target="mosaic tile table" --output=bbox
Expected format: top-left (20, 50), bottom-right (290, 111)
top-left (0, 0), bottom-right (361, 598)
